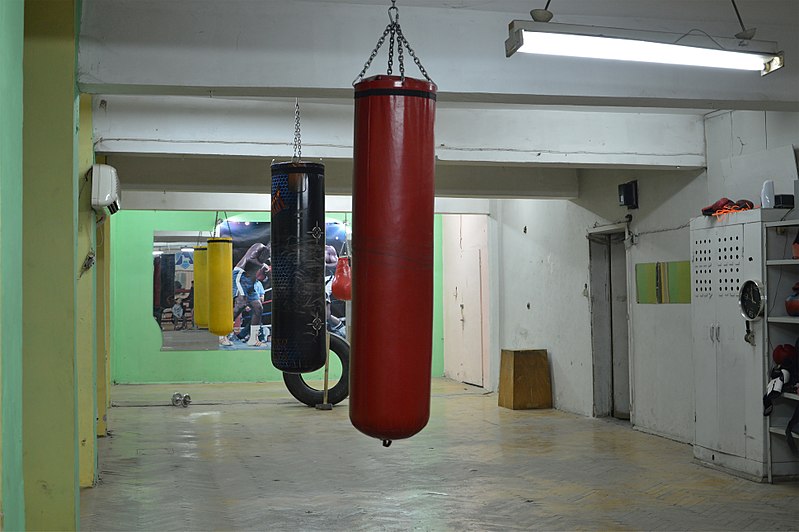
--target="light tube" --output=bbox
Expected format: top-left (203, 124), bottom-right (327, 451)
top-left (518, 31), bottom-right (773, 71)
top-left (505, 21), bottom-right (784, 75)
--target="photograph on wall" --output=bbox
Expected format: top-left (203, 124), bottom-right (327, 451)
top-left (154, 219), bottom-right (348, 352)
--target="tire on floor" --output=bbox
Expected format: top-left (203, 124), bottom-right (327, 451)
top-left (282, 333), bottom-right (349, 407)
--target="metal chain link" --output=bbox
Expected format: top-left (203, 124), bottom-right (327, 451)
top-left (292, 98), bottom-right (302, 161)
top-left (396, 11), bottom-right (405, 80)
top-left (387, 20), bottom-right (396, 75)
top-left (396, 25), bottom-right (432, 83)
top-left (352, 0), bottom-right (434, 85)
top-left (353, 25), bottom-right (392, 85)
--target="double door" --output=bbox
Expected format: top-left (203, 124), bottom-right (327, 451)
top-left (692, 224), bottom-right (750, 458)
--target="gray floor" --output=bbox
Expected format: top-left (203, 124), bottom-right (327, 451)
top-left (160, 328), bottom-right (221, 351)
top-left (82, 379), bottom-right (799, 531)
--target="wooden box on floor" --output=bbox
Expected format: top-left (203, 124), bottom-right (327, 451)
top-left (498, 349), bottom-right (552, 410)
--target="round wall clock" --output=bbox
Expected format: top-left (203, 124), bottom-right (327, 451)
top-left (739, 280), bottom-right (765, 320)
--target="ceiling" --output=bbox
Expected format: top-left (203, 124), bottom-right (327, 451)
top-left (307, 0), bottom-right (798, 28)
top-left (83, 0), bottom-right (796, 199)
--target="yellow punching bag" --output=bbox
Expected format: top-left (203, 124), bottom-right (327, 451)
top-left (193, 247), bottom-right (209, 329)
top-left (208, 237), bottom-right (233, 336)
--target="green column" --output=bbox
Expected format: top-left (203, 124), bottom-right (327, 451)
top-left (77, 93), bottom-right (98, 488)
top-left (1, 0), bottom-right (27, 529)
top-left (22, 0), bottom-right (80, 529)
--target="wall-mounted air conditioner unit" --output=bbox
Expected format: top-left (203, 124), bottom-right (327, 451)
top-left (90, 163), bottom-right (121, 215)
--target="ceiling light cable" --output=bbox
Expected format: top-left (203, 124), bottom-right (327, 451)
top-left (730, 0), bottom-right (756, 40)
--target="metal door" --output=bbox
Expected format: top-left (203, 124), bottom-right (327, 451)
top-left (714, 224), bottom-right (747, 458)
top-left (692, 227), bottom-right (719, 450)
top-left (610, 237), bottom-right (630, 419)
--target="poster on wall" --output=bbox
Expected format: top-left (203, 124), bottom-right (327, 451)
top-left (154, 219), bottom-right (348, 352)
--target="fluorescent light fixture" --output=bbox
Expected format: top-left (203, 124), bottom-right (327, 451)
top-left (152, 251), bottom-right (163, 256)
top-left (505, 21), bottom-right (784, 75)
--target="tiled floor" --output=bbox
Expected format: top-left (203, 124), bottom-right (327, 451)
top-left (81, 379), bottom-right (799, 531)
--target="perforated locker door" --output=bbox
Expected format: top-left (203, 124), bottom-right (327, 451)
top-left (692, 227), bottom-right (719, 451)
top-left (714, 223), bottom-right (747, 459)
top-left (715, 225), bottom-right (744, 301)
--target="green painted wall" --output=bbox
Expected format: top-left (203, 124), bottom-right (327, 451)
top-left (22, 0), bottom-right (81, 529)
top-left (111, 211), bottom-right (445, 383)
top-left (0, 0), bottom-right (27, 529)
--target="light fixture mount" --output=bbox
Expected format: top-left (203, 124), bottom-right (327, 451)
top-left (505, 20), bottom-right (784, 76)
top-left (530, 9), bottom-right (553, 23)
top-left (531, 0), bottom-right (554, 22)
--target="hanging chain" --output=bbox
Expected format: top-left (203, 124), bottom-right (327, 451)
top-left (396, 12), bottom-right (405, 79)
top-left (395, 25), bottom-right (429, 83)
top-left (352, 0), bottom-right (434, 85)
top-left (387, 3), bottom-right (397, 75)
top-left (292, 98), bottom-right (302, 161)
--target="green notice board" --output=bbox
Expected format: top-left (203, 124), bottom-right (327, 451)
top-left (636, 261), bottom-right (690, 304)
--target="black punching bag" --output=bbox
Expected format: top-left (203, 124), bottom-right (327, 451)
top-left (270, 161), bottom-right (326, 373)
top-left (159, 254), bottom-right (176, 310)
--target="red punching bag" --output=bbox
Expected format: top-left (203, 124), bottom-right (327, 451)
top-left (350, 74), bottom-right (437, 445)
top-left (331, 257), bottom-right (352, 301)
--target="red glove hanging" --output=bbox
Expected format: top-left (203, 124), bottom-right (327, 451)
top-left (331, 257), bottom-right (352, 301)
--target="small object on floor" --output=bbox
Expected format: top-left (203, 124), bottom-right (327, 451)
top-left (171, 392), bottom-right (184, 406)
top-left (315, 403), bottom-right (333, 410)
top-left (170, 392), bottom-right (192, 407)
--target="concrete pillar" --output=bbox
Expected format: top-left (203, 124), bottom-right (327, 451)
top-left (23, 0), bottom-right (80, 528)
top-left (96, 213), bottom-right (111, 438)
top-left (77, 94), bottom-right (98, 488)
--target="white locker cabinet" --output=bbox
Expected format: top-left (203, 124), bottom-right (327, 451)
top-left (690, 209), bottom-right (790, 481)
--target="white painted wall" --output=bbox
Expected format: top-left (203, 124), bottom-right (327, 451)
top-left (706, 110), bottom-right (799, 202)
top-left (93, 94), bottom-right (706, 169)
top-left (120, 191), bottom-right (491, 215)
top-left (492, 198), bottom-right (598, 416)
top-left (478, 110), bottom-right (796, 436)
top-left (490, 167), bottom-right (707, 441)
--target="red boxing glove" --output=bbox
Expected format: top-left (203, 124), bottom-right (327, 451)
top-left (331, 257), bottom-right (352, 301)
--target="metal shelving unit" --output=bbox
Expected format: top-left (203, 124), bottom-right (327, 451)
top-left (766, 259), bottom-right (799, 266)
top-left (763, 220), bottom-right (799, 483)
top-left (768, 316), bottom-right (799, 324)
